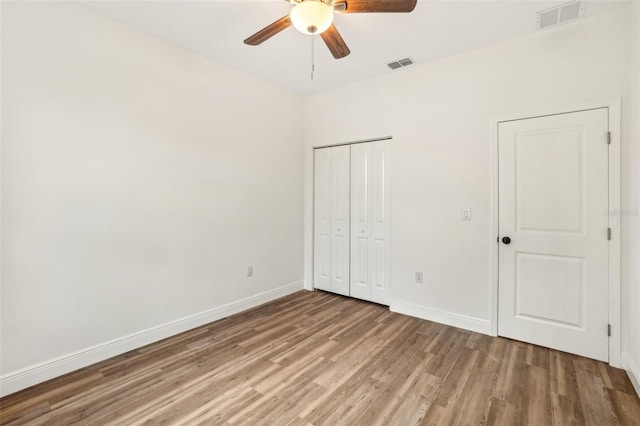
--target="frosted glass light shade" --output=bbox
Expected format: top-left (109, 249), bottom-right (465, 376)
top-left (290, 1), bottom-right (334, 35)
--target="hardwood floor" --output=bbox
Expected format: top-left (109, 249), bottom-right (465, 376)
top-left (1, 290), bottom-right (639, 425)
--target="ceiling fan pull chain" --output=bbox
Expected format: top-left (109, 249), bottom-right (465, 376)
top-left (311, 34), bottom-right (315, 81)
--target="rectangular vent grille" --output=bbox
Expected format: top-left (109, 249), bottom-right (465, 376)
top-left (537, 0), bottom-right (584, 30)
top-left (559, 1), bottom-right (582, 22)
top-left (387, 57), bottom-right (414, 70)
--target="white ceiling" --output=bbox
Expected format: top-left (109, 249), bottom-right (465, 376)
top-left (82, 0), bottom-right (627, 94)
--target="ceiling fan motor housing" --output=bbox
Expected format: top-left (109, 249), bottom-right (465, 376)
top-left (290, 0), bottom-right (335, 35)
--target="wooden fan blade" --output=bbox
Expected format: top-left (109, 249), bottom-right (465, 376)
top-left (339, 0), bottom-right (417, 13)
top-left (321, 24), bottom-right (351, 59)
top-left (244, 15), bottom-right (292, 46)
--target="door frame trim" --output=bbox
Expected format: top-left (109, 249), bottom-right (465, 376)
top-left (490, 98), bottom-right (622, 367)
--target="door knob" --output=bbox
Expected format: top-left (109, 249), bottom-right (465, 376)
top-left (361, 229), bottom-right (365, 233)
top-left (337, 228), bottom-right (341, 232)
top-left (502, 236), bottom-right (511, 245)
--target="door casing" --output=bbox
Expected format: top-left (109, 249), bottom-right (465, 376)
top-left (490, 98), bottom-right (621, 367)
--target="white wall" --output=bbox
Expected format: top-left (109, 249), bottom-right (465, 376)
top-left (0, 1), bottom-right (304, 394)
top-left (304, 7), bottom-right (636, 343)
top-left (626, 1), bottom-right (640, 394)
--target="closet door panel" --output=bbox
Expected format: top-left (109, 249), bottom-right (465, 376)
top-left (370, 141), bottom-right (390, 305)
top-left (330, 145), bottom-right (351, 296)
top-left (350, 143), bottom-right (372, 301)
top-left (313, 148), bottom-right (332, 291)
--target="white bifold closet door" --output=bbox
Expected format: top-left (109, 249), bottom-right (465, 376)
top-left (313, 145), bottom-right (350, 296)
top-left (350, 141), bottom-right (390, 305)
top-left (313, 140), bottom-right (390, 305)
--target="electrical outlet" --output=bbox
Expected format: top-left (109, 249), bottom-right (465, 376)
top-left (246, 265), bottom-right (253, 278)
top-left (415, 272), bottom-right (423, 284)
top-left (462, 208), bottom-right (471, 221)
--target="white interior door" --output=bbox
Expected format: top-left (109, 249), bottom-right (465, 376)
top-left (330, 145), bottom-right (351, 296)
top-left (313, 148), bottom-right (331, 292)
top-left (350, 141), bottom-right (390, 305)
top-left (498, 108), bottom-right (609, 361)
top-left (313, 145), bottom-right (350, 296)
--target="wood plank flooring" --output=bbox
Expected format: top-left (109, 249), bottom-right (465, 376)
top-left (1, 290), bottom-right (639, 425)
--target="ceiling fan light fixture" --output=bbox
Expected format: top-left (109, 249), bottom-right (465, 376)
top-left (290, 0), bottom-right (334, 35)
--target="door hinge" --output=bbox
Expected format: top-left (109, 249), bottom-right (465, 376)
top-left (608, 228), bottom-right (612, 240)
top-left (607, 131), bottom-right (611, 145)
top-left (608, 324), bottom-right (611, 337)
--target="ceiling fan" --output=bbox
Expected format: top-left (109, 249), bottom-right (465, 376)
top-left (244, 0), bottom-right (418, 59)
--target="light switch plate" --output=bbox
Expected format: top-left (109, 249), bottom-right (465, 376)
top-left (462, 208), bottom-right (471, 221)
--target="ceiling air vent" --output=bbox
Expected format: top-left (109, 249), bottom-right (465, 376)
top-left (537, 0), bottom-right (585, 30)
top-left (387, 57), bottom-right (414, 70)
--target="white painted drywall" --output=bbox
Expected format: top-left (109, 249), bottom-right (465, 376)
top-left (304, 6), bottom-right (636, 347)
top-left (626, 1), bottom-right (640, 393)
top-left (1, 1), bottom-right (304, 383)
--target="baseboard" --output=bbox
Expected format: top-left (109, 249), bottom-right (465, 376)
top-left (390, 301), bottom-right (492, 336)
top-left (621, 352), bottom-right (640, 398)
top-left (0, 280), bottom-right (303, 397)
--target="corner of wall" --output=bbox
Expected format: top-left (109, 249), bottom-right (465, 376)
top-left (625, 0), bottom-right (640, 400)
top-left (622, 352), bottom-right (640, 397)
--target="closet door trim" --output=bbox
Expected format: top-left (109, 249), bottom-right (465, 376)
top-left (312, 136), bottom-right (392, 150)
